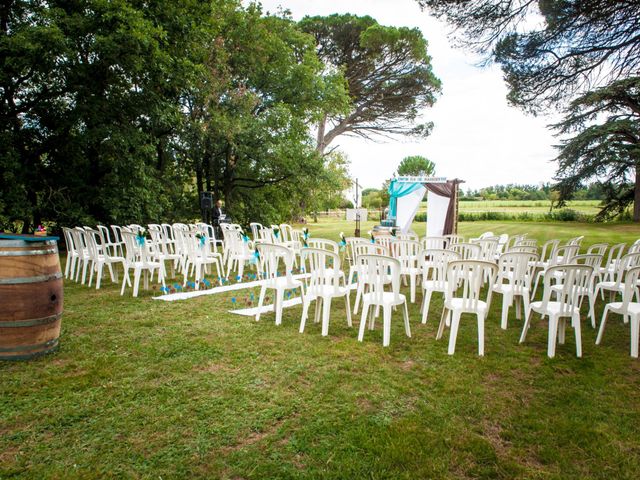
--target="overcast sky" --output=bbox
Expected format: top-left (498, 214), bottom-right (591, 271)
top-left (257, 0), bottom-right (560, 192)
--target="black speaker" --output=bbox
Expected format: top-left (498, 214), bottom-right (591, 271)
top-left (200, 191), bottom-right (213, 210)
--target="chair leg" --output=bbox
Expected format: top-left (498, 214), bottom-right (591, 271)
top-left (96, 263), bottom-right (104, 290)
top-left (314, 298), bottom-right (322, 324)
top-left (477, 313), bottom-right (485, 356)
top-left (275, 288), bottom-right (285, 325)
top-left (410, 274), bottom-right (416, 303)
top-left (344, 294), bottom-right (352, 327)
top-left (382, 305), bottom-right (392, 347)
top-left (353, 284), bottom-right (362, 314)
top-left (630, 315), bottom-right (639, 358)
top-left (573, 313), bottom-right (582, 358)
top-left (133, 268), bottom-right (142, 297)
top-left (500, 292), bottom-right (511, 330)
top-left (402, 302), bottom-right (411, 338)
top-left (321, 296), bottom-right (332, 336)
top-left (558, 318), bottom-right (566, 345)
top-left (595, 305), bottom-right (611, 345)
top-left (588, 293), bottom-right (596, 328)
top-left (447, 310), bottom-right (462, 355)
top-left (515, 295), bottom-right (522, 320)
top-left (436, 307), bottom-right (448, 340)
top-left (519, 307), bottom-right (533, 343)
top-left (547, 314), bottom-right (559, 358)
top-left (255, 286), bottom-right (266, 322)
top-left (299, 295), bottom-right (311, 333)
top-left (107, 262), bottom-right (115, 282)
top-left (358, 302), bottom-right (369, 342)
top-left (120, 268), bottom-right (130, 295)
top-left (421, 290), bottom-right (433, 324)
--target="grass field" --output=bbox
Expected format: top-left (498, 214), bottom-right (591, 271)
top-left (2, 218), bottom-right (640, 479)
top-left (456, 200), bottom-right (601, 215)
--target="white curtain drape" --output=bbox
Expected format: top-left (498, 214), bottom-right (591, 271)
top-left (396, 185), bottom-right (427, 233)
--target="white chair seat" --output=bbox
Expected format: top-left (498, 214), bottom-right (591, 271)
top-left (362, 291), bottom-right (406, 307)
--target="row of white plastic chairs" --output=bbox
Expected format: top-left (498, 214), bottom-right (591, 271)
top-left (61, 223), bottom-right (226, 296)
top-left (245, 233), bottom-right (640, 359)
top-left (60, 223), bottom-right (640, 357)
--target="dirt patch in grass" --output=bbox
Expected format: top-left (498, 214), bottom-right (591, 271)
top-left (0, 444), bottom-right (20, 464)
top-left (221, 413), bottom-right (301, 454)
top-left (193, 362), bottom-right (239, 374)
top-left (481, 419), bottom-right (511, 457)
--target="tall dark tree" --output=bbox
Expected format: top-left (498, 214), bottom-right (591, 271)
top-left (554, 77), bottom-right (640, 220)
top-left (420, 0), bottom-right (640, 220)
top-left (299, 14), bottom-right (441, 153)
top-left (419, 0), bottom-right (640, 113)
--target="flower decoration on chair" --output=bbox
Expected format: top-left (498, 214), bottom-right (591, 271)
top-left (390, 228), bottom-right (397, 237)
top-left (339, 232), bottom-right (346, 250)
top-left (302, 227), bottom-right (309, 240)
top-left (250, 247), bottom-right (260, 264)
top-left (195, 231), bottom-right (206, 247)
top-left (136, 228), bottom-right (147, 246)
top-left (273, 227), bottom-right (280, 240)
top-left (368, 230), bottom-right (375, 244)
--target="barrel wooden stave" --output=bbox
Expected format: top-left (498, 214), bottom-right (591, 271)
top-left (0, 238), bottom-right (63, 360)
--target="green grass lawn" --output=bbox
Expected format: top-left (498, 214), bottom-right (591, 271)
top-left (2, 219), bottom-right (640, 479)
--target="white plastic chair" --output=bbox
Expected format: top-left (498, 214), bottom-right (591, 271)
top-left (596, 266), bottom-right (640, 357)
top-left (352, 243), bottom-right (390, 314)
top-left (593, 252), bottom-right (640, 304)
top-left (449, 242), bottom-right (481, 260)
top-left (299, 248), bottom-right (351, 336)
top-left (356, 255), bottom-right (411, 347)
top-left (255, 243), bottom-right (304, 325)
top-left (62, 227), bottom-right (79, 280)
top-left (120, 230), bottom-right (166, 297)
top-left (437, 260), bottom-right (497, 356)
top-left (72, 227), bottom-right (91, 284)
top-left (86, 228), bottom-right (124, 289)
top-left (183, 231), bottom-right (223, 289)
top-left (520, 264), bottom-right (593, 358)
top-left (421, 236), bottom-right (446, 250)
top-left (531, 244), bottom-right (580, 298)
top-left (472, 238), bottom-right (499, 262)
top-left (391, 240), bottom-right (421, 303)
top-left (493, 252), bottom-right (538, 330)
top-left (444, 234), bottom-right (464, 246)
top-left (419, 249), bottom-right (461, 325)
top-left (599, 243), bottom-right (626, 283)
top-left (225, 229), bottom-right (256, 280)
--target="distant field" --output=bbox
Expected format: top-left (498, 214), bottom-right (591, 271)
top-left (298, 217), bottom-right (640, 248)
top-left (419, 199), bottom-right (602, 215)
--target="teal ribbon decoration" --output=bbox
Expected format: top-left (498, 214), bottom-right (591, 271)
top-left (136, 234), bottom-right (145, 246)
top-left (388, 179), bottom-right (424, 218)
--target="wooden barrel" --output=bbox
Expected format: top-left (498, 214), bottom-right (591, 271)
top-left (0, 235), bottom-right (63, 360)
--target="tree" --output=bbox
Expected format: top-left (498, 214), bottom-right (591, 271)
top-left (553, 77), bottom-right (640, 220)
top-left (0, 0), bottom-right (221, 231)
top-left (397, 155), bottom-right (435, 176)
top-left (419, 0), bottom-right (640, 220)
top-left (179, 5), bottom-right (348, 225)
top-left (419, 1), bottom-right (640, 113)
top-left (299, 14), bottom-right (441, 153)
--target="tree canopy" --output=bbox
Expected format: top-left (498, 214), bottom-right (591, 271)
top-left (419, 0), bottom-right (640, 113)
top-left (419, 0), bottom-right (640, 220)
top-left (397, 155), bottom-right (435, 176)
top-left (0, 1), bottom-right (353, 231)
top-left (553, 77), bottom-right (640, 220)
top-left (299, 14), bottom-right (441, 153)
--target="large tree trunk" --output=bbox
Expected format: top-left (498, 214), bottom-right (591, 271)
top-left (316, 113), bottom-right (327, 154)
top-left (635, 164), bottom-right (640, 222)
